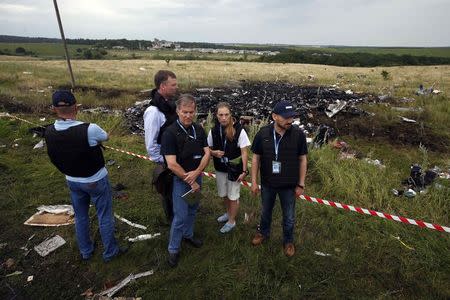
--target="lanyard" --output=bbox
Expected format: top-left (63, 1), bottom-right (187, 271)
top-left (273, 128), bottom-right (283, 161)
top-left (219, 126), bottom-right (227, 150)
top-left (177, 119), bottom-right (196, 140)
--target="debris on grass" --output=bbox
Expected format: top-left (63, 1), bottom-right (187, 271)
top-left (127, 233), bottom-right (161, 242)
top-left (314, 251), bottom-right (332, 257)
top-left (33, 139), bottom-right (45, 149)
top-left (404, 188), bottom-right (417, 198)
top-left (24, 205), bottom-right (74, 227)
top-left (364, 158), bottom-right (385, 168)
top-left (80, 287), bottom-right (94, 298)
top-left (97, 270), bottom-right (154, 298)
top-left (325, 100), bottom-right (347, 118)
top-left (34, 235), bottom-right (66, 257)
top-left (27, 275), bottom-right (34, 282)
top-left (400, 116), bottom-right (417, 123)
top-left (5, 271), bottom-right (23, 277)
top-left (0, 242), bottom-right (7, 249)
top-left (3, 258), bottom-right (15, 269)
top-left (114, 214), bottom-right (147, 230)
top-left (390, 235), bottom-right (415, 250)
top-left (106, 159), bottom-right (116, 166)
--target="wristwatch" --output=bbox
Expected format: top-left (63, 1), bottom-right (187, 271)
top-left (296, 184), bottom-right (304, 189)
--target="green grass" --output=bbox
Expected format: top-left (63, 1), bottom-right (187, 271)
top-left (0, 42), bottom-right (89, 59)
top-left (0, 58), bottom-right (449, 298)
top-left (0, 113), bottom-right (449, 299)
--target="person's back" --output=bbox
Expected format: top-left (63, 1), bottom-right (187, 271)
top-left (44, 90), bottom-right (125, 262)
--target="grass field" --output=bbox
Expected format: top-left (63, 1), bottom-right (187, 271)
top-left (0, 58), bottom-right (449, 299)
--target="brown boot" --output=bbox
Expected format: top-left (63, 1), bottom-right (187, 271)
top-left (283, 243), bottom-right (295, 257)
top-left (251, 233), bottom-right (265, 246)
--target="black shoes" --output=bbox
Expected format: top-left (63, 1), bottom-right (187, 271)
top-left (183, 237), bottom-right (203, 248)
top-left (168, 252), bottom-right (180, 268)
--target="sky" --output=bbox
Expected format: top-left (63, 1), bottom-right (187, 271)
top-left (1, 0), bottom-right (449, 47)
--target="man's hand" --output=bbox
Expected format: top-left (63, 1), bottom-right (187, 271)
top-left (211, 150), bottom-right (225, 158)
top-left (237, 172), bottom-right (246, 182)
top-left (191, 181), bottom-right (200, 192)
top-left (295, 186), bottom-right (304, 198)
top-left (184, 170), bottom-right (200, 185)
top-left (251, 182), bottom-right (260, 196)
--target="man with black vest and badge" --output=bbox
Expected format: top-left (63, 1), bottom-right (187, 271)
top-left (250, 100), bottom-right (308, 257)
top-left (45, 90), bottom-right (125, 262)
top-left (144, 70), bottom-right (178, 222)
top-left (160, 94), bottom-right (210, 267)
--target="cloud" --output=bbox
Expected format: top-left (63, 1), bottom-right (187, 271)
top-left (1, 0), bottom-right (449, 46)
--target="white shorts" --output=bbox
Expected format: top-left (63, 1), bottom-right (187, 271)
top-left (215, 171), bottom-right (241, 201)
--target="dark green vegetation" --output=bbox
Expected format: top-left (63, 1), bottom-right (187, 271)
top-left (259, 49), bottom-right (450, 67)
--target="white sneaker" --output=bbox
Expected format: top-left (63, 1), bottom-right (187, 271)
top-left (217, 213), bottom-right (228, 223)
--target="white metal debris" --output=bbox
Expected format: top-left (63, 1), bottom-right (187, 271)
top-left (400, 116), bottom-right (417, 123)
top-left (127, 233), bottom-right (161, 242)
top-left (34, 235), bottom-right (66, 257)
top-left (314, 251), bottom-right (332, 257)
top-left (33, 140), bottom-right (45, 149)
top-left (325, 100), bottom-right (347, 118)
top-left (98, 270), bottom-right (154, 298)
top-left (37, 205), bottom-right (74, 215)
top-left (114, 214), bottom-right (147, 230)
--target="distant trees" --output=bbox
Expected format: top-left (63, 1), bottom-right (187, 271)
top-left (15, 47), bottom-right (26, 54)
top-left (259, 50), bottom-right (450, 67)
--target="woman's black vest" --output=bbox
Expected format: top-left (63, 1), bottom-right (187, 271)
top-left (211, 122), bottom-right (243, 172)
top-left (44, 123), bottom-right (105, 177)
top-left (259, 124), bottom-right (301, 189)
top-left (165, 121), bottom-right (205, 172)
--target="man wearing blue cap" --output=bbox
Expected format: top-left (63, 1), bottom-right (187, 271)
top-left (44, 90), bottom-right (126, 262)
top-left (250, 100), bottom-right (308, 257)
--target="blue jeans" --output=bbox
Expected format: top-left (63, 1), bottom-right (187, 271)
top-left (67, 175), bottom-right (119, 261)
top-left (168, 175), bottom-right (202, 254)
top-left (259, 185), bottom-right (296, 244)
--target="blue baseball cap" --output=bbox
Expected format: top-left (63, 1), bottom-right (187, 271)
top-left (273, 100), bottom-right (297, 118)
top-left (52, 90), bottom-right (76, 107)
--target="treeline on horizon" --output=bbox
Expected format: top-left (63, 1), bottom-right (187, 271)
top-left (1, 35), bottom-right (449, 66)
top-left (0, 35), bottom-right (282, 51)
top-left (259, 49), bottom-right (450, 67)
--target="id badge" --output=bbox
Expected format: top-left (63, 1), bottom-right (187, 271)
top-left (272, 161), bottom-right (281, 174)
top-left (221, 157), bottom-right (229, 163)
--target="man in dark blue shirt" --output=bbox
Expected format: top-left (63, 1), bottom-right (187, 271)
top-left (250, 100), bottom-right (308, 257)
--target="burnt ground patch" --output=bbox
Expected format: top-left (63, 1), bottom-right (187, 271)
top-left (0, 94), bottom-right (33, 113)
top-left (315, 113), bottom-right (449, 153)
top-left (125, 80), bottom-right (449, 152)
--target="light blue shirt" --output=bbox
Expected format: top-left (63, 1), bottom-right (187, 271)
top-left (53, 119), bottom-right (108, 183)
top-left (143, 106), bottom-right (165, 163)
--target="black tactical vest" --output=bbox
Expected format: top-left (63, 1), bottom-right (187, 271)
top-left (45, 123), bottom-right (105, 177)
top-left (259, 124), bottom-right (301, 189)
top-left (211, 122), bottom-right (243, 172)
top-left (165, 121), bottom-right (205, 172)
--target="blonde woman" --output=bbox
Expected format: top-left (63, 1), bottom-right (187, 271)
top-left (207, 102), bottom-right (251, 233)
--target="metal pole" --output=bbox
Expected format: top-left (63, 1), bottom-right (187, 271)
top-left (53, 0), bottom-right (75, 88)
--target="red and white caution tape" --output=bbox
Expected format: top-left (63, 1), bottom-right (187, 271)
top-left (3, 113), bottom-right (449, 233)
top-left (105, 145), bottom-right (450, 234)
top-left (104, 145), bottom-right (153, 161)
